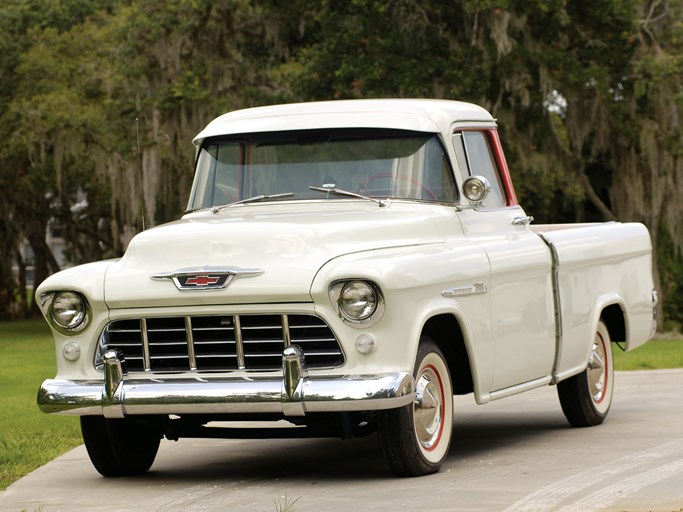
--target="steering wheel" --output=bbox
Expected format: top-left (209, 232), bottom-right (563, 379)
top-left (357, 173), bottom-right (438, 201)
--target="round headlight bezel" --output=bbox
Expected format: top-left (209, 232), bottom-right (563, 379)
top-left (329, 279), bottom-right (385, 327)
top-left (46, 291), bottom-right (91, 334)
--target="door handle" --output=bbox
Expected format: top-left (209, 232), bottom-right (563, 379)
top-left (512, 215), bottom-right (534, 226)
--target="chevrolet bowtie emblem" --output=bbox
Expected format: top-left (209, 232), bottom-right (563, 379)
top-left (151, 266), bottom-right (264, 291)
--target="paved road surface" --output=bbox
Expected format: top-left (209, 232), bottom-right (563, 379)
top-left (2, 369), bottom-right (682, 512)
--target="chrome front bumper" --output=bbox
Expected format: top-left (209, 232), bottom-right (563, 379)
top-left (38, 347), bottom-right (415, 418)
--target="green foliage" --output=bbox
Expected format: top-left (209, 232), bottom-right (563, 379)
top-left (286, 1), bottom-right (487, 101)
top-left (657, 222), bottom-right (683, 332)
top-left (0, 0), bottom-right (683, 327)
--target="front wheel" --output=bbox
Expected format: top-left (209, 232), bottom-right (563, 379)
top-left (377, 337), bottom-right (454, 476)
top-left (557, 320), bottom-right (615, 427)
top-left (81, 416), bottom-right (161, 477)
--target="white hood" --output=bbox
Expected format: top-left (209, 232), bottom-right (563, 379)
top-left (104, 202), bottom-right (447, 308)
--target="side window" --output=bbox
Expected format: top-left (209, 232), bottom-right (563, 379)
top-left (452, 131), bottom-right (506, 208)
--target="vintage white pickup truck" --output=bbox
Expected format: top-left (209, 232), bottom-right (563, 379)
top-left (37, 99), bottom-right (657, 477)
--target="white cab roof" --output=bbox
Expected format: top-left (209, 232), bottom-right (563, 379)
top-left (193, 99), bottom-right (494, 145)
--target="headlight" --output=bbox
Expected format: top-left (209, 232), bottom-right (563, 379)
top-left (329, 280), bottom-right (385, 326)
top-left (340, 281), bottom-right (377, 320)
top-left (47, 291), bottom-right (90, 332)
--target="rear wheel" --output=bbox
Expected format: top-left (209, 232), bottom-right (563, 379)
top-left (377, 337), bottom-right (454, 476)
top-left (81, 416), bottom-right (161, 477)
top-left (557, 320), bottom-right (615, 427)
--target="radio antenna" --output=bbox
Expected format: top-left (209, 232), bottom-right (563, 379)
top-left (136, 116), bottom-right (146, 231)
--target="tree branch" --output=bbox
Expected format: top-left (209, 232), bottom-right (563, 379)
top-left (579, 172), bottom-right (617, 221)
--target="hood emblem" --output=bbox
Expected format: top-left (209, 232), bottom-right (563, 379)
top-left (151, 266), bottom-right (264, 291)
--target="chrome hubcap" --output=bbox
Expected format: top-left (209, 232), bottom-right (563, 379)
top-left (414, 366), bottom-right (443, 450)
top-left (587, 335), bottom-right (607, 403)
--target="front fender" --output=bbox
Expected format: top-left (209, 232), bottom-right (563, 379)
top-left (36, 260), bottom-right (116, 380)
top-left (310, 242), bottom-right (493, 394)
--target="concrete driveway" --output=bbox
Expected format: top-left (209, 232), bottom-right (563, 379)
top-left (2, 369), bottom-right (682, 512)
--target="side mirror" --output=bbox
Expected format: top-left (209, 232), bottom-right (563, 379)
top-left (462, 175), bottom-right (491, 206)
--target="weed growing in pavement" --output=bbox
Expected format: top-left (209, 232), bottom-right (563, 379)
top-left (274, 494), bottom-right (301, 512)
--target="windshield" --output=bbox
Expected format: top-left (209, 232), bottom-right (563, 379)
top-left (187, 128), bottom-right (458, 211)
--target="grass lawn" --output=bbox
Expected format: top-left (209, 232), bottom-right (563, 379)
top-left (0, 320), bottom-right (681, 491)
top-left (612, 335), bottom-right (683, 370)
top-left (0, 320), bottom-right (82, 491)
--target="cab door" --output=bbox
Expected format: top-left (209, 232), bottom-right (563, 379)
top-left (453, 130), bottom-right (556, 392)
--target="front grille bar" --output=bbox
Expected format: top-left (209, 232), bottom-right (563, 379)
top-left (234, 315), bottom-right (245, 369)
top-left (140, 318), bottom-right (151, 371)
top-left (282, 314), bottom-right (291, 347)
top-left (185, 317), bottom-right (197, 371)
top-left (102, 314), bottom-right (343, 373)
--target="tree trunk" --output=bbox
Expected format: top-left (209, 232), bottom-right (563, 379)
top-left (26, 221), bottom-right (61, 315)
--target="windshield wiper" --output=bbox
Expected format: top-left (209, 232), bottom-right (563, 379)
top-left (211, 192), bottom-right (294, 214)
top-left (308, 186), bottom-right (390, 207)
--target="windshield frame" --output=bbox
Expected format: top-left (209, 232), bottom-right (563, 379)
top-left (186, 128), bottom-right (459, 213)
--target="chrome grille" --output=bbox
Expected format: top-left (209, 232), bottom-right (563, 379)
top-left (100, 314), bottom-right (344, 373)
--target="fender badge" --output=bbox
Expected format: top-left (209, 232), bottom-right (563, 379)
top-left (151, 266), bottom-right (264, 291)
top-left (441, 282), bottom-right (488, 297)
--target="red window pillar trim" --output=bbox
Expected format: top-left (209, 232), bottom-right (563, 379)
top-left (485, 129), bottom-right (519, 206)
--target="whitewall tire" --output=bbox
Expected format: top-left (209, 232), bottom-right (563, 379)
top-left (557, 320), bottom-right (615, 427)
top-left (377, 336), bottom-right (454, 476)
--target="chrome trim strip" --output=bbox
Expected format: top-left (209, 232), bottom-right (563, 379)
top-left (537, 233), bottom-right (563, 384)
top-left (489, 375), bottom-right (553, 401)
top-left (37, 372), bottom-right (415, 416)
top-left (441, 282), bottom-right (488, 297)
